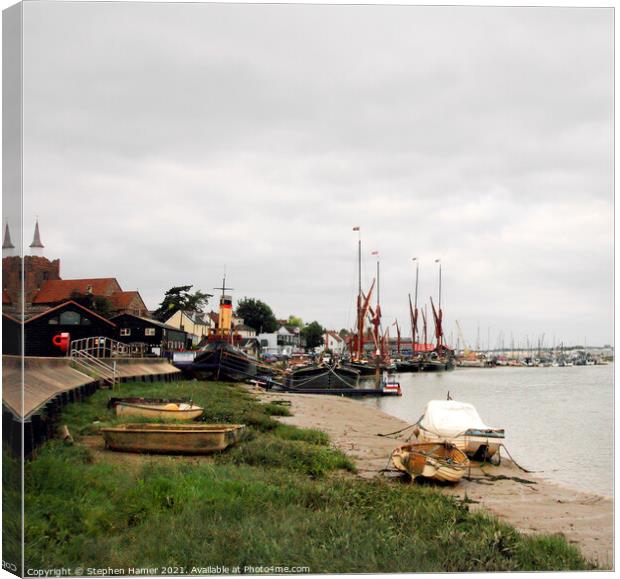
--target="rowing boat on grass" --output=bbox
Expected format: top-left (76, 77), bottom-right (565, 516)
top-left (108, 397), bottom-right (204, 421)
top-left (101, 423), bottom-right (246, 454)
top-left (391, 442), bottom-right (469, 483)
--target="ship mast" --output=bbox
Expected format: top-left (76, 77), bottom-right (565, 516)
top-left (412, 258), bottom-right (419, 354)
top-left (353, 226), bottom-right (363, 360)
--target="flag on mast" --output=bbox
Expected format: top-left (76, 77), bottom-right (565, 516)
top-left (352, 226), bottom-right (360, 231)
top-left (371, 250), bottom-right (379, 256)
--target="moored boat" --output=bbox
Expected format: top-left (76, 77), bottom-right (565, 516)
top-left (190, 340), bottom-right (257, 382)
top-left (108, 397), bottom-right (204, 421)
top-left (285, 363), bottom-right (360, 390)
top-left (414, 399), bottom-right (505, 459)
top-left (395, 358), bottom-right (421, 373)
top-left (391, 442), bottom-right (469, 483)
top-left (101, 423), bottom-right (246, 454)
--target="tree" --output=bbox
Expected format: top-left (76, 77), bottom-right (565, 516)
top-left (236, 297), bottom-right (278, 334)
top-left (70, 291), bottom-right (113, 318)
top-left (153, 285), bottom-right (212, 321)
top-left (302, 321), bottom-right (325, 350)
top-left (338, 328), bottom-right (350, 338)
top-left (287, 315), bottom-right (303, 328)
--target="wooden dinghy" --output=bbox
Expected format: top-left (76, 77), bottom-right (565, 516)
top-left (108, 397), bottom-right (204, 421)
top-left (391, 442), bottom-right (470, 483)
top-left (101, 423), bottom-right (246, 454)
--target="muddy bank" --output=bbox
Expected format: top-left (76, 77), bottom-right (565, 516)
top-left (253, 388), bottom-right (613, 568)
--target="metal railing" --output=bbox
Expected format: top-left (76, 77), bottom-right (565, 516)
top-left (69, 336), bottom-right (145, 388)
top-left (70, 336), bottom-right (139, 358)
top-left (71, 350), bottom-right (118, 387)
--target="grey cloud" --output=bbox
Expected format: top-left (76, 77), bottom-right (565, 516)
top-left (17, 2), bottom-right (614, 346)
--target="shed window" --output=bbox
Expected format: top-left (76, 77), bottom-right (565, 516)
top-left (59, 311), bottom-right (81, 325)
top-left (120, 328), bottom-right (131, 336)
top-left (145, 328), bottom-right (156, 336)
top-left (48, 317), bottom-right (59, 325)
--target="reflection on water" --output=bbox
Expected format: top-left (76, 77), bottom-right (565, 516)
top-left (360, 364), bottom-right (614, 496)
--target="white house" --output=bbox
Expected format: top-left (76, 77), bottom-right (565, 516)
top-left (234, 323), bottom-right (256, 339)
top-left (257, 325), bottom-right (304, 357)
top-left (322, 331), bottom-right (346, 355)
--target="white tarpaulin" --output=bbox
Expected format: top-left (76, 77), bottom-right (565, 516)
top-left (420, 400), bottom-right (498, 438)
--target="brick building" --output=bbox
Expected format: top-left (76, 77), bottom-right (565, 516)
top-left (2, 221), bottom-right (148, 320)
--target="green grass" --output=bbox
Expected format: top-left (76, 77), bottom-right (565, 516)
top-left (22, 380), bottom-right (594, 573)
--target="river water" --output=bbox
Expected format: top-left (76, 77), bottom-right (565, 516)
top-left (360, 364), bottom-right (614, 497)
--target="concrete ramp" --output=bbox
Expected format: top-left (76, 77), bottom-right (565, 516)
top-left (2, 355), bottom-right (181, 419)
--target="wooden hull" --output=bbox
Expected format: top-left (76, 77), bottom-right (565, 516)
top-left (114, 402), bottom-right (204, 421)
top-left (391, 442), bottom-right (469, 483)
top-left (101, 423), bottom-right (246, 454)
top-left (417, 430), bottom-right (503, 459)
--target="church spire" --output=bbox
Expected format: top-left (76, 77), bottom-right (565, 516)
top-left (2, 222), bottom-right (15, 250)
top-left (29, 219), bottom-right (44, 256)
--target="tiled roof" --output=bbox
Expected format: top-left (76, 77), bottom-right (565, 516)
top-left (33, 278), bottom-right (121, 304)
top-left (110, 290), bottom-right (146, 310)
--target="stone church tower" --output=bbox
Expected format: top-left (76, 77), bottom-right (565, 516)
top-left (2, 221), bottom-right (61, 315)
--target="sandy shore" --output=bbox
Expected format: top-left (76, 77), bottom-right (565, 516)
top-left (254, 388), bottom-right (613, 568)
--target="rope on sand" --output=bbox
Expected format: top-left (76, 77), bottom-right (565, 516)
top-left (376, 415), bottom-right (424, 438)
top-left (497, 443), bottom-right (541, 474)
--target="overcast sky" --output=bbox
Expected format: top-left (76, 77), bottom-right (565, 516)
top-left (15, 2), bottom-right (614, 347)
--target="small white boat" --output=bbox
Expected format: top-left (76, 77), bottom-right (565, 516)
top-left (391, 442), bottom-right (469, 483)
top-left (109, 397), bottom-right (204, 421)
top-left (414, 400), bottom-right (504, 460)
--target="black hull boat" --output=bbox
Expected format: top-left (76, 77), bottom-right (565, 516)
top-left (188, 341), bottom-right (257, 382)
top-left (395, 359), bottom-right (422, 373)
top-left (421, 358), bottom-right (455, 372)
top-left (341, 361), bottom-right (378, 376)
top-left (286, 364), bottom-right (360, 390)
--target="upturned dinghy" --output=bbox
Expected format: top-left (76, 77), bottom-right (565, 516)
top-left (101, 423), bottom-right (246, 454)
top-left (108, 397), bottom-right (204, 421)
top-left (391, 442), bottom-right (469, 483)
top-left (414, 400), bottom-right (505, 460)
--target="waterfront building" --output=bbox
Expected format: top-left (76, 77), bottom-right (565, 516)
top-left (2, 221), bottom-right (148, 319)
top-left (164, 310), bottom-right (213, 346)
top-left (322, 331), bottom-right (345, 355)
top-left (112, 313), bottom-right (188, 352)
top-left (21, 301), bottom-right (117, 357)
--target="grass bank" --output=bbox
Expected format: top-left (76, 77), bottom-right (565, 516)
top-left (23, 380), bottom-right (593, 573)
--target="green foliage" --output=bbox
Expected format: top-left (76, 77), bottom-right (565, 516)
top-left (69, 291), bottom-right (113, 318)
top-left (152, 285), bottom-right (211, 321)
top-left (287, 315), bottom-right (304, 328)
top-left (22, 380), bottom-right (595, 573)
top-left (302, 320), bottom-right (325, 349)
top-left (236, 297), bottom-right (277, 333)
